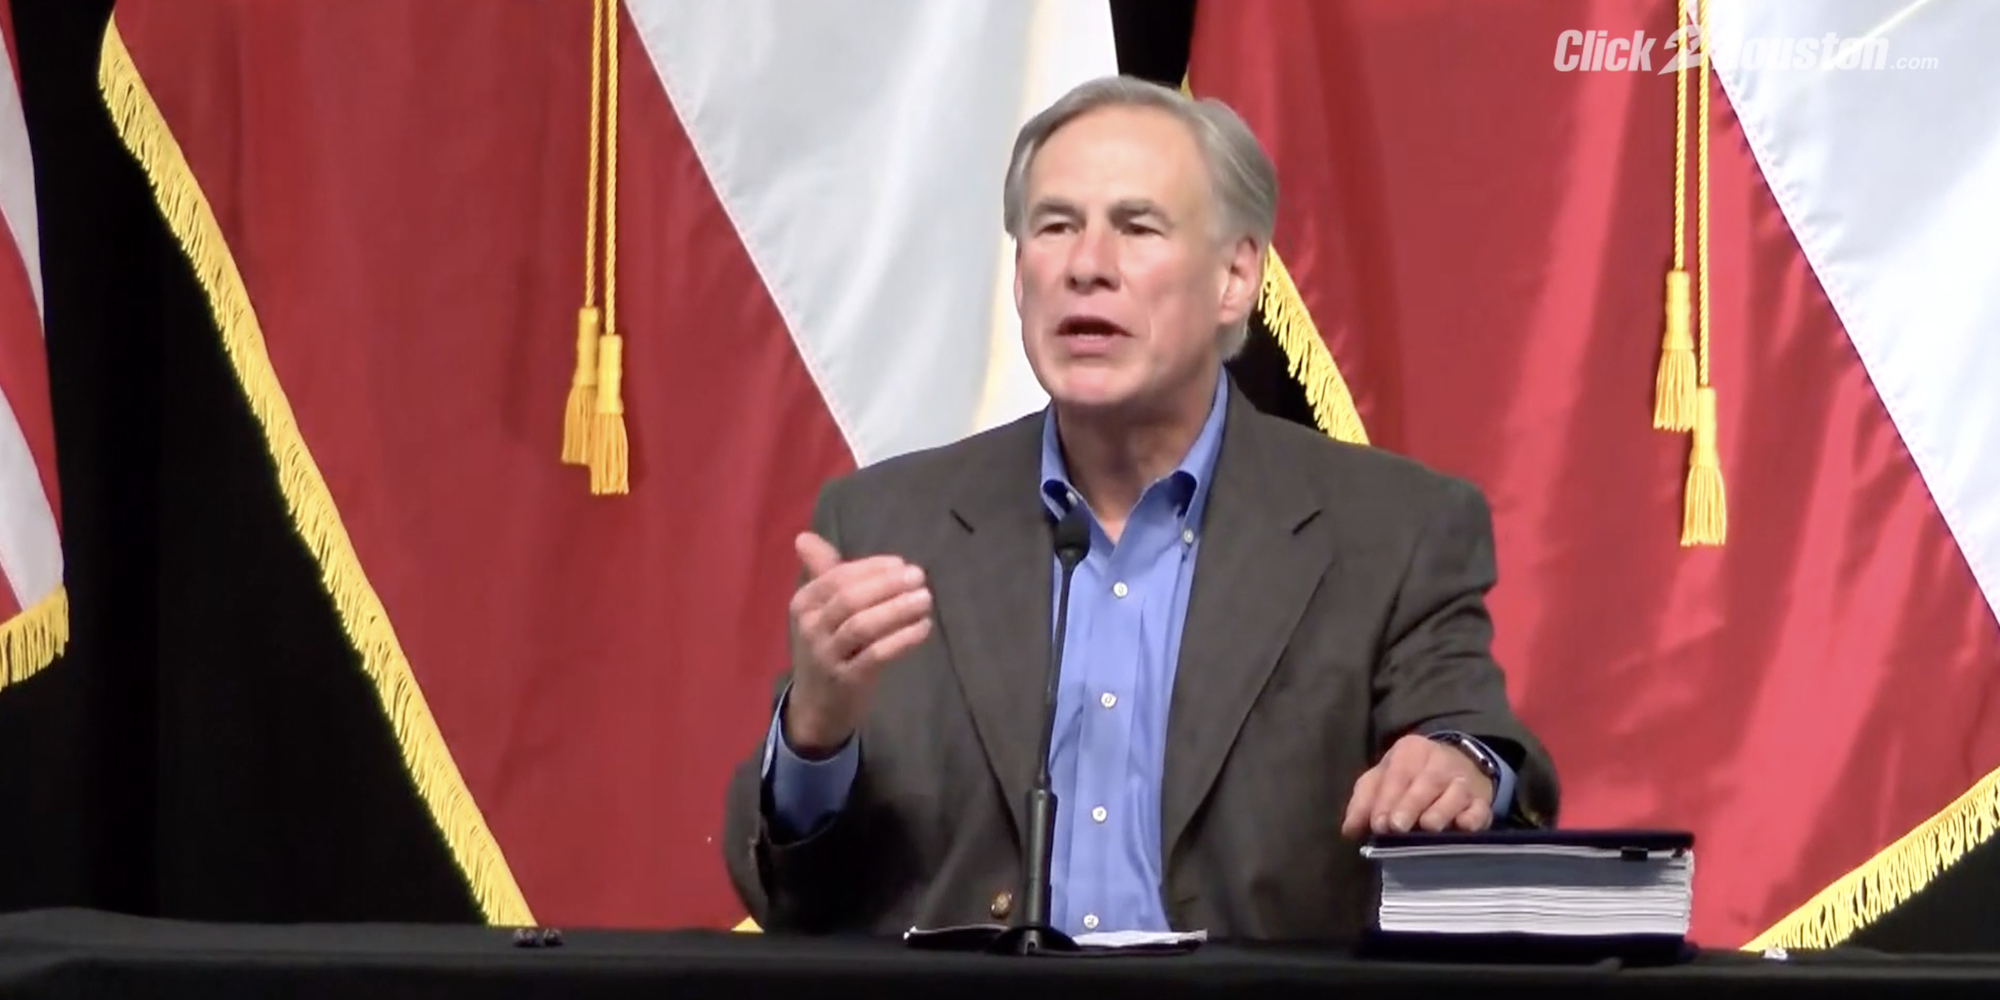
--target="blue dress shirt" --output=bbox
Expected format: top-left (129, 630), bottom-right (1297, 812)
top-left (760, 371), bottom-right (1516, 935)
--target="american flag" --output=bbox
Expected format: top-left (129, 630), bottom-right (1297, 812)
top-left (0, 0), bottom-right (65, 690)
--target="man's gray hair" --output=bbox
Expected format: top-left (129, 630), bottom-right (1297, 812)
top-left (1001, 75), bottom-right (1277, 358)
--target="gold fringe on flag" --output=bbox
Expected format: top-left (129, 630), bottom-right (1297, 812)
top-left (1258, 250), bottom-right (1370, 446)
top-left (1748, 764), bottom-right (2000, 950)
top-left (0, 586), bottom-right (69, 692)
top-left (1678, 0), bottom-right (1725, 546)
top-left (96, 15), bottom-right (533, 927)
top-left (587, 0), bottom-right (629, 495)
top-left (561, 0), bottom-right (609, 466)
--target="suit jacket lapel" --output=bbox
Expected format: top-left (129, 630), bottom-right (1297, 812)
top-left (1161, 390), bottom-right (1331, 860)
top-left (934, 417), bottom-right (1051, 847)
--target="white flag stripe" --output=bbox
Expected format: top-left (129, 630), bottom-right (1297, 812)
top-left (627, 0), bottom-right (1114, 467)
top-left (1712, 0), bottom-right (2000, 628)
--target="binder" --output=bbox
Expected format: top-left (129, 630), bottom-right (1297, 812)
top-left (1358, 829), bottom-right (1698, 966)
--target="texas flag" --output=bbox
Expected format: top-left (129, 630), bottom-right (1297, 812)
top-left (100, 0), bottom-right (1113, 929)
top-left (1186, 0), bottom-right (2000, 950)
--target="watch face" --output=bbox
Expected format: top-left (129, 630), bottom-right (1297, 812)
top-left (1448, 736), bottom-right (1496, 776)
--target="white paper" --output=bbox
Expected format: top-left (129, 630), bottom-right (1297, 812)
top-left (1363, 845), bottom-right (1696, 937)
top-left (1074, 929), bottom-right (1208, 949)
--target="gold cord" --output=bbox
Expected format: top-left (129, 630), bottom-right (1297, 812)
top-left (587, 0), bottom-right (629, 495)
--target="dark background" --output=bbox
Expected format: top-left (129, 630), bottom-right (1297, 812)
top-left (0, 0), bottom-right (1990, 952)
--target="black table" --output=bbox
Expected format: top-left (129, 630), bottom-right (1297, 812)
top-left (2, 908), bottom-right (1997, 999)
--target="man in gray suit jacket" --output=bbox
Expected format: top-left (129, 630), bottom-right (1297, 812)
top-left (721, 75), bottom-right (1558, 943)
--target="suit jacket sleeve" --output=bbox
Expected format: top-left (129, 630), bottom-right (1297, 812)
top-left (720, 477), bottom-right (909, 932)
top-left (1371, 477), bottom-right (1560, 828)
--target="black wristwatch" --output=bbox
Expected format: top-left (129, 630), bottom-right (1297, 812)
top-left (1428, 731), bottom-right (1501, 782)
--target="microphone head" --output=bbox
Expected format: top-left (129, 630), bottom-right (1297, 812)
top-left (1053, 503), bottom-right (1091, 566)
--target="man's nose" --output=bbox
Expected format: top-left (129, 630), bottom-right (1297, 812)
top-left (1064, 227), bottom-right (1116, 291)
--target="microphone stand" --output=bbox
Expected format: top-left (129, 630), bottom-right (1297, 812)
top-left (990, 504), bottom-right (1092, 956)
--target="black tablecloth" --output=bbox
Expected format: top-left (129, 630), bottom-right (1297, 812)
top-left (2, 908), bottom-right (1998, 999)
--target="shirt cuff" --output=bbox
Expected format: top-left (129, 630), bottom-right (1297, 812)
top-left (761, 682), bottom-right (860, 838)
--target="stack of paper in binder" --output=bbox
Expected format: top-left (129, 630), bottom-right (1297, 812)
top-left (1359, 831), bottom-right (1695, 961)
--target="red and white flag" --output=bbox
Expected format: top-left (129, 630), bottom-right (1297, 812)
top-left (0, 0), bottom-right (65, 690)
top-left (1188, 0), bottom-right (2000, 949)
top-left (102, 0), bottom-right (1112, 927)
top-left (1708, 0), bottom-right (2000, 945)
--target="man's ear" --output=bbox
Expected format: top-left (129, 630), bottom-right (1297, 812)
top-left (1217, 236), bottom-right (1261, 327)
top-left (1012, 240), bottom-right (1026, 313)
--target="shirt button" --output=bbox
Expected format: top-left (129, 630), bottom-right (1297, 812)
top-left (1099, 692), bottom-right (1117, 709)
top-left (1066, 491), bottom-right (1079, 506)
top-left (1112, 581), bottom-right (1128, 598)
top-left (1091, 806), bottom-right (1108, 823)
top-left (1182, 529), bottom-right (1195, 544)
top-left (1082, 914), bottom-right (1100, 931)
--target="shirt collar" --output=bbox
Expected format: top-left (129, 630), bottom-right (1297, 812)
top-left (1038, 370), bottom-right (1230, 528)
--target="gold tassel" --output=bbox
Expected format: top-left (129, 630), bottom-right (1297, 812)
top-left (565, 0), bottom-right (608, 467)
top-left (590, 331), bottom-right (629, 495)
top-left (1681, 386), bottom-right (1726, 545)
top-left (1655, 1), bottom-right (1694, 433)
top-left (562, 307), bottom-right (600, 464)
top-left (1679, 0), bottom-right (1724, 547)
top-left (1654, 270), bottom-right (1695, 430)
top-left (586, 0), bottom-right (628, 494)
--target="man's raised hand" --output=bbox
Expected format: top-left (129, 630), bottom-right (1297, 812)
top-left (781, 532), bottom-right (933, 756)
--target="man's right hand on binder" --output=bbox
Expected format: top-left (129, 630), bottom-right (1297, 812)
top-left (1340, 733), bottom-right (1495, 837)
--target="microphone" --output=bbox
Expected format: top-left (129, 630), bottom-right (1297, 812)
top-left (993, 501), bottom-right (1092, 955)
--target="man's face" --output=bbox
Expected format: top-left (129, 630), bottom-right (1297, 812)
top-left (1014, 104), bottom-right (1257, 420)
